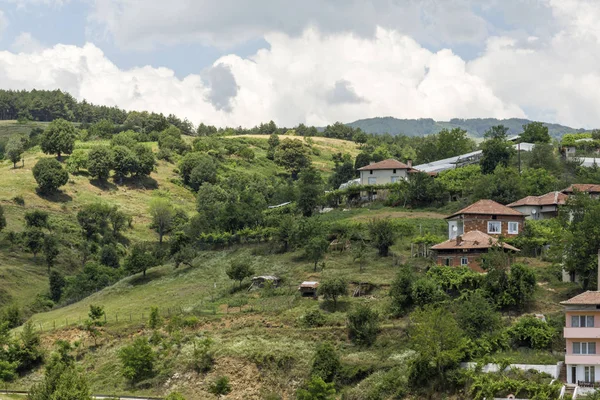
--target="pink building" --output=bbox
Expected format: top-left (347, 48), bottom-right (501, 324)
top-left (561, 291), bottom-right (600, 387)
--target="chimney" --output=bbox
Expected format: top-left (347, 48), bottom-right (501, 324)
top-left (456, 235), bottom-right (462, 245)
top-left (407, 159), bottom-right (413, 168)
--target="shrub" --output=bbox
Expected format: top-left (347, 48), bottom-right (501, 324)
top-left (301, 309), bottom-right (327, 328)
top-left (389, 266), bottom-right (414, 316)
top-left (118, 338), bottom-right (155, 383)
top-left (311, 343), bottom-right (340, 383)
top-left (296, 376), bottom-right (336, 400)
top-left (509, 315), bottom-right (556, 350)
top-left (208, 376), bottom-right (231, 397)
top-left (188, 337), bottom-right (213, 373)
top-left (410, 278), bottom-right (446, 307)
top-left (12, 195), bottom-right (24, 206)
top-left (148, 306), bottom-right (162, 330)
top-left (32, 158), bottom-right (69, 193)
top-left (347, 304), bottom-right (379, 346)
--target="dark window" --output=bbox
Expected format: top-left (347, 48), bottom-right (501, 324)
top-left (393, 169), bottom-right (396, 173)
top-left (370, 170), bottom-right (373, 175)
top-left (445, 258), bottom-right (451, 266)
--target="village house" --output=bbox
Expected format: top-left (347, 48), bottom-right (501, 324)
top-left (561, 290), bottom-right (600, 392)
top-left (357, 159), bottom-right (417, 185)
top-left (445, 199), bottom-right (526, 240)
top-left (507, 191), bottom-right (568, 220)
top-left (562, 184), bottom-right (600, 199)
top-left (431, 230), bottom-right (519, 272)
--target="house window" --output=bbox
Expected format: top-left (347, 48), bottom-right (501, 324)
top-left (572, 315), bottom-right (595, 328)
top-left (444, 258), bottom-right (451, 266)
top-left (369, 170), bottom-right (373, 175)
top-left (461, 257), bottom-right (468, 266)
top-left (393, 169), bottom-right (397, 174)
top-left (391, 176), bottom-right (399, 183)
top-left (368, 177), bottom-right (377, 185)
top-left (573, 342), bottom-right (597, 354)
top-left (487, 221), bottom-right (501, 234)
top-left (508, 222), bottom-right (519, 234)
top-left (586, 366), bottom-right (596, 383)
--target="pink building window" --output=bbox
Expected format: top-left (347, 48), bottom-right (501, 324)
top-left (572, 315), bottom-right (595, 327)
top-left (573, 342), bottom-right (597, 354)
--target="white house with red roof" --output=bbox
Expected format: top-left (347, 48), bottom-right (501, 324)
top-left (357, 159), bottom-right (417, 186)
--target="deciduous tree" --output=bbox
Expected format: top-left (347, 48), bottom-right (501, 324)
top-left (32, 158), bottom-right (68, 193)
top-left (40, 118), bottom-right (77, 159)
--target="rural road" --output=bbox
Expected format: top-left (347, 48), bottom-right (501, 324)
top-left (0, 390), bottom-right (162, 399)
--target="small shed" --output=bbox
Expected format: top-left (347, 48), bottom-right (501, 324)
top-left (299, 281), bottom-right (319, 297)
top-left (249, 275), bottom-right (281, 290)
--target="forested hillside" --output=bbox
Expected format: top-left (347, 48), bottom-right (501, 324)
top-left (0, 90), bottom-right (596, 399)
top-left (347, 116), bottom-right (590, 138)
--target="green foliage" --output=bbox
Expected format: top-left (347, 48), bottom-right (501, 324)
top-left (179, 152), bottom-right (217, 190)
top-left (520, 122), bottom-right (551, 144)
top-left (158, 125), bottom-right (189, 155)
top-left (5, 134), bottom-right (24, 168)
top-left (40, 118), bottom-right (77, 158)
top-left (300, 309), bottom-right (327, 328)
top-left (148, 306), bottom-right (162, 330)
top-left (311, 343), bottom-right (340, 383)
top-left (25, 210), bottom-right (49, 229)
top-left (437, 164), bottom-right (481, 198)
top-left (455, 290), bottom-right (501, 339)
top-left (62, 262), bottom-right (123, 303)
top-left (0, 205), bottom-right (6, 233)
top-left (318, 278), bottom-right (347, 310)
top-left (416, 127), bottom-right (476, 163)
top-left (410, 278), bottom-right (446, 307)
top-left (32, 158), bottom-right (69, 193)
top-left (87, 146), bottom-right (112, 180)
top-left (468, 368), bottom-right (561, 400)
top-left (368, 218), bottom-right (396, 257)
top-left (347, 304), bottom-right (379, 347)
top-left (99, 245), bottom-right (120, 268)
top-left (49, 271), bottom-right (66, 303)
top-left (124, 242), bottom-right (157, 277)
top-left (28, 352), bottom-right (92, 400)
top-left (118, 337), bottom-right (155, 383)
top-left (297, 166), bottom-right (323, 217)
top-left (471, 166), bottom-right (525, 204)
top-left (408, 306), bottom-right (468, 389)
top-left (149, 197), bottom-right (176, 244)
top-left (296, 376), bottom-right (336, 400)
top-left (226, 258), bottom-right (255, 288)
top-left (65, 149), bottom-right (88, 173)
top-left (483, 262), bottom-right (536, 311)
top-left (274, 138), bottom-right (311, 179)
top-left (208, 376), bottom-right (232, 397)
top-left (165, 392), bottom-right (186, 400)
top-left (12, 321), bottom-right (43, 372)
top-left (111, 145), bottom-right (137, 182)
top-left (480, 125), bottom-right (515, 174)
top-left (304, 235), bottom-right (329, 272)
top-left (188, 337), bottom-right (214, 373)
top-left (509, 315), bottom-right (556, 350)
top-left (43, 234), bottom-right (59, 271)
top-left (389, 266), bottom-right (415, 316)
top-left (426, 265), bottom-right (483, 294)
top-left (328, 153), bottom-right (355, 189)
top-left (133, 143), bottom-right (156, 177)
top-left (25, 228), bottom-right (44, 258)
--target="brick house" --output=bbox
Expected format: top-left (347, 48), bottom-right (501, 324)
top-left (446, 199), bottom-right (526, 240)
top-left (431, 230), bottom-right (520, 272)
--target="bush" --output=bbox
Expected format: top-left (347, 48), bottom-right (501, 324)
top-left (148, 306), bottom-right (162, 330)
top-left (12, 195), bottom-right (24, 206)
top-left (208, 376), bottom-right (231, 396)
top-left (509, 315), bottom-right (556, 350)
top-left (188, 337), bottom-right (213, 373)
top-left (118, 338), bottom-right (155, 383)
top-left (347, 304), bottom-right (379, 347)
top-left (32, 158), bottom-right (69, 193)
top-left (389, 266), bottom-right (414, 316)
top-left (311, 343), bottom-right (340, 383)
top-left (296, 376), bottom-right (336, 400)
top-left (300, 309), bottom-right (327, 328)
top-left (410, 278), bottom-right (446, 307)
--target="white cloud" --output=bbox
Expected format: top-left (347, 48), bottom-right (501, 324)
top-left (0, 28), bottom-right (524, 127)
top-left (11, 32), bottom-right (43, 53)
top-left (88, 0), bottom-right (495, 50)
top-left (467, 0), bottom-right (600, 127)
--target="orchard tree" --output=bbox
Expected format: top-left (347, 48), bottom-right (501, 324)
top-left (124, 243), bottom-right (156, 277)
top-left (304, 235), bottom-right (329, 272)
top-left (149, 198), bottom-right (175, 244)
top-left (32, 158), bottom-right (68, 193)
top-left (40, 118), bottom-right (77, 160)
top-left (87, 146), bottom-right (112, 181)
top-left (133, 144), bottom-right (156, 177)
top-left (111, 145), bottom-right (137, 184)
top-left (318, 278), bottom-right (347, 310)
top-left (274, 138), bottom-right (311, 179)
top-left (520, 122), bottom-right (551, 144)
top-left (297, 166), bottom-right (323, 217)
top-left (226, 259), bottom-right (254, 288)
top-left (43, 234), bottom-right (59, 273)
top-left (368, 218), bottom-right (396, 256)
top-left (480, 125), bottom-right (515, 174)
top-left (6, 135), bottom-right (24, 168)
top-left (25, 210), bottom-right (49, 229)
top-left (25, 229), bottom-right (44, 259)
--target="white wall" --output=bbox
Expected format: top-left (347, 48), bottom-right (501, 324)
top-left (461, 362), bottom-right (559, 379)
top-left (359, 168), bottom-right (408, 185)
top-left (566, 363), bottom-right (600, 384)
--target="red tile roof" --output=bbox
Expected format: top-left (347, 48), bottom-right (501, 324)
top-left (447, 199), bottom-right (524, 219)
top-left (431, 230), bottom-right (520, 251)
top-left (358, 159), bottom-right (412, 171)
top-left (562, 184), bottom-right (600, 194)
top-left (560, 291), bottom-right (600, 305)
top-left (507, 191), bottom-right (568, 207)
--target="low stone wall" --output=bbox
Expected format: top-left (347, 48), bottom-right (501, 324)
top-left (460, 362), bottom-right (560, 379)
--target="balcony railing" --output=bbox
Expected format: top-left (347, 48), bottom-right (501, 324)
top-left (578, 381), bottom-right (600, 388)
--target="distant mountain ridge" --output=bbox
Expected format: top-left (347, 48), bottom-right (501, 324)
top-left (346, 117), bottom-right (590, 138)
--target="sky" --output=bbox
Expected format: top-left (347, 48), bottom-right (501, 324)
top-left (0, 0), bottom-right (598, 129)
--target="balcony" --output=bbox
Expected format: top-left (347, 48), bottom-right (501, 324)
top-left (564, 327), bottom-right (600, 339)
